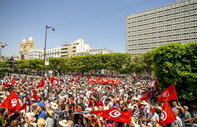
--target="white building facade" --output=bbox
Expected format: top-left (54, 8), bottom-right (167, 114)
top-left (26, 49), bottom-right (43, 60)
top-left (26, 46), bottom-right (61, 60)
top-left (61, 39), bottom-right (90, 57)
top-left (77, 48), bottom-right (114, 56)
top-left (126, 0), bottom-right (197, 55)
top-left (46, 46), bottom-right (61, 58)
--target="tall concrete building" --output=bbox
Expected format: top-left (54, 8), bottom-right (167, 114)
top-left (126, 0), bottom-right (197, 55)
top-left (61, 39), bottom-right (90, 57)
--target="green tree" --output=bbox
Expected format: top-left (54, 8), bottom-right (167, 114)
top-left (152, 42), bottom-right (197, 101)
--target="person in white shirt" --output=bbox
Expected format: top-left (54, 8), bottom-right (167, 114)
top-left (148, 108), bottom-right (159, 126)
top-left (103, 101), bottom-right (109, 110)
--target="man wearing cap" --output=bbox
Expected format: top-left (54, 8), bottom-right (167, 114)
top-left (148, 108), bottom-right (159, 127)
top-left (171, 109), bottom-right (183, 127)
top-left (132, 104), bottom-right (140, 122)
top-left (184, 106), bottom-right (192, 127)
top-left (19, 95), bottom-right (24, 106)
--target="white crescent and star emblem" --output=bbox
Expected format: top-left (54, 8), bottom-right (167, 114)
top-left (53, 80), bottom-right (58, 84)
top-left (109, 110), bottom-right (121, 118)
top-left (161, 110), bottom-right (167, 121)
top-left (11, 99), bottom-right (17, 107)
top-left (163, 91), bottom-right (170, 97)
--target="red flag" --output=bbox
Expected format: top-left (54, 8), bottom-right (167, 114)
top-left (30, 80), bottom-right (33, 85)
top-left (33, 89), bottom-right (38, 101)
top-left (91, 108), bottom-right (132, 123)
top-left (152, 80), bottom-right (160, 95)
top-left (141, 92), bottom-right (149, 101)
top-left (0, 91), bottom-right (20, 115)
top-left (36, 78), bottom-right (45, 89)
top-left (77, 74), bottom-right (80, 80)
top-left (19, 102), bottom-right (27, 112)
top-left (115, 79), bottom-right (121, 84)
top-left (72, 78), bottom-right (77, 82)
top-left (51, 77), bottom-right (59, 86)
top-left (96, 76), bottom-right (100, 81)
top-left (58, 84), bottom-right (61, 91)
top-left (88, 76), bottom-right (92, 83)
top-left (158, 101), bottom-right (176, 126)
top-left (3, 82), bottom-right (7, 87)
top-left (11, 78), bottom-right (15, 86)
top-left (158, 84), bottom-right (178, 102)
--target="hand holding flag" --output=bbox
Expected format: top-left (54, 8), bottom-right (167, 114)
top-left (0, 91), bottom-right (20, 115)
top-left (158, 101), bottom-right (176, 126)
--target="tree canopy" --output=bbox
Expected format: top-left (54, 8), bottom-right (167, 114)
top-left (152, 42), bottom-right (197, 101)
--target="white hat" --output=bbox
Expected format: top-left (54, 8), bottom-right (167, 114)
top-left (59, 120), bottom-right (68, 127)
top-left (50, 102), bottom-right (58, 110)
top-left (133, 104), bottom-right (138, 107)
top-left (141, 100), bottom-right (148, 105)
top-left (133, 97), bottom-right (139, 101)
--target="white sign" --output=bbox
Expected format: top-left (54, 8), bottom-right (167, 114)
top-left (45, 58), bottom-right (49, 66)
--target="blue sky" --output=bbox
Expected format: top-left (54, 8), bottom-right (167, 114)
top-left (0, 0), bottom-right (182, 57)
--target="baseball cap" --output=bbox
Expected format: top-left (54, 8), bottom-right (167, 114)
top-left (150, 108), bottom-right (155, 113)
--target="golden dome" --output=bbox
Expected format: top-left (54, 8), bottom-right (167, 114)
top-left (21, 38), bottom-right (26, 45)
top-left (28, 36), bottom-right (33, 41)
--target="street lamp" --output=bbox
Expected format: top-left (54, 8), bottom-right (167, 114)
top-left (6, 56), bottom-right (18, 78)
top-left (43, 25), bottom-right (55, 93)
top-left (0, 42), bottom-right (7, 61)
top-left (43, 25), bottom-right (55, 77)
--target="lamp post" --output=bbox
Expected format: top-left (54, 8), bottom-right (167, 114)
top-left (57, 65), bottom-right (60, 76)
top-left (43, 25), bottom-right (55, 77)
top-left (43, 25), bottom-right (55, 93)
top-left (0, 42), bottom-right (7, 61)
top-left (6, 56), bottom-right (18, 78)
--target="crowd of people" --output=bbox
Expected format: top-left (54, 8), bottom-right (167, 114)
top-left (0, 73), bottom-right (196, 127)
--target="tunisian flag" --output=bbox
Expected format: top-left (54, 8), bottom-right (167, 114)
top-left (51, 77), bottom-right (59, 86)
top-left (158, 101), bottom-right (176, 126)
top-left (152, 80), bottom-right (160, 95)
top-left (0, 91), bottom-right (20, 115)
top-left (158, 84), bottom-right (178, 102)
top-left (36, 78), bottom-right (45, 89)
top-left (88, 76), bottom-right (92, 83)
top-left (33, 89), bottom-right (38, 101)
top-left (11, 78), bottom-right (16, 86)
top-left (141, 92), bottom-right (149, 101)
top-left (91, 108), bottom-right (132, 123)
